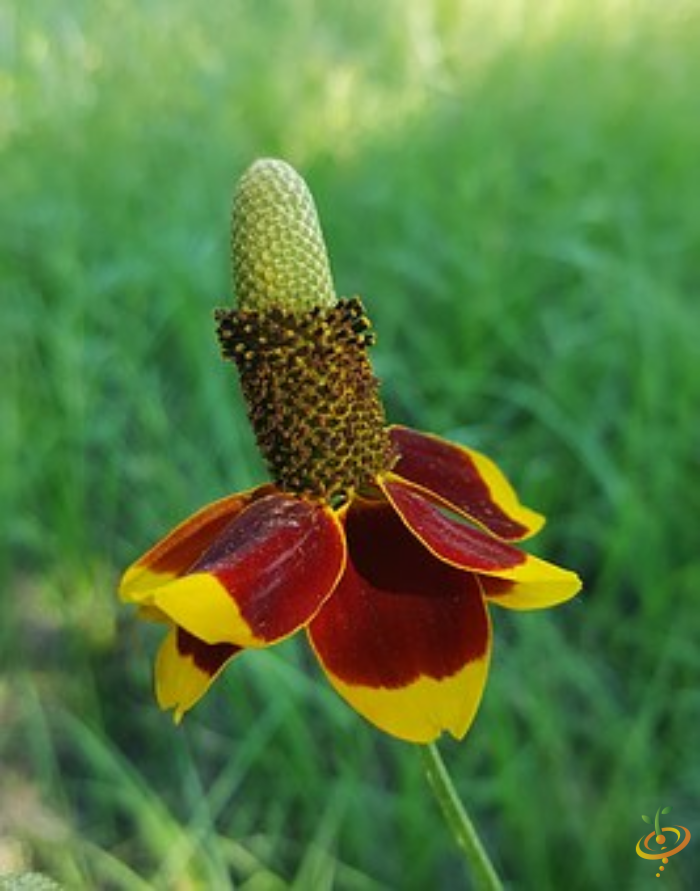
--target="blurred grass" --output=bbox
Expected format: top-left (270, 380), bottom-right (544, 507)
top-left (2, 0), bottom-right (700, 887)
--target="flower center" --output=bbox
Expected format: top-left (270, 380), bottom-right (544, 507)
top-left (217, 158), bottom-right (395, 503)
top-left (216, 297), bottom-right (393, 503)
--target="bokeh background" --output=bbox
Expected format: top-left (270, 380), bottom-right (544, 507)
top-left (2, 0), bottom-right (699, 888)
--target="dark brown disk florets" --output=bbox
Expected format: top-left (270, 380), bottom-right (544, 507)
top-left (215, 297), bottom-right (395, 503)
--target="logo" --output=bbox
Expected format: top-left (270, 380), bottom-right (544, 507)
top-left (636, 806), bottom-right (691, 878)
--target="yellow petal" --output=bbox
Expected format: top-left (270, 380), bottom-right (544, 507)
top-left (312, 649), bottom-right (491, 744)
top-left (151, 572), bottom-right (262, 647)
top-left (155, 626), bottom-right (238, 722)
top-left (481, 572), bottom-right (582, 609)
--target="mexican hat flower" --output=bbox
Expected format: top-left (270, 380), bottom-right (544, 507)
top-left (120, 159), bottom-right (581, 744)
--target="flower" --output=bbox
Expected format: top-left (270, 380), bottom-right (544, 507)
top-left (120, 159), bottom-right (581, 744)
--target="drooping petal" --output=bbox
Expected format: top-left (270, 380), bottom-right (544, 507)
top-left (155, 626), bottom-right (240, 722)
top-left (389, 425), bottom-right (544, 541)
top-left (380, 475), bottom-right (581, 606)
top-left (150, 493), bottom-right (346, 648)
top-left (120, 485), bottom-right (274, 603)
top-left (308, 499), bottom-right (491, 743)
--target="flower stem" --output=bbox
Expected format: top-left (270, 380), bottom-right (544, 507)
top-left (421, 743), bottom-right (503, 891)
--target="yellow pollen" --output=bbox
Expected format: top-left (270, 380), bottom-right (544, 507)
top-left (217, 299), bottom-right (392, 501)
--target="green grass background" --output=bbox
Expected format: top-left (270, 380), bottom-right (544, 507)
top-left (2, 0), bottom-right (699, 888)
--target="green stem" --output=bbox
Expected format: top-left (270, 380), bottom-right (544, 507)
top-left (421, 743), bottom-right (503, 891)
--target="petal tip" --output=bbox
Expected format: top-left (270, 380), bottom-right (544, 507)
top-left (483, 563), bottom-right (583, 610)
top-left (118, 564), bottom-right (144, 602)
top-left (521, 508), bottom-right (546, 539)
top-left (154, 627), bottom-right (237, 722)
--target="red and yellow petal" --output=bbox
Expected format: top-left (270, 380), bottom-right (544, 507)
top-left (380, 474), bottom-right (581, 607)
top-left (388, 425), bottom-right (544, 541)
top-left (307, 499), bottom-right (491, 743)
top-left (155, 626), bottom-right (240, 723)
top-left (120, 485), bottom-right (274, 603)
top-left (478, 576), bottom-right (580, 610)
top-left (148, 493), bottom-right (346, 648)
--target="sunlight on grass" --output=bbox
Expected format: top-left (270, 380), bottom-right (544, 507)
top-left (4, 0), bottom-right (693, 160)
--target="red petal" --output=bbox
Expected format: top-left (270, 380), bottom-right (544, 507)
top-left (381, 474), bottom-right (523, 571)
top-left (150, 493), bottom-right (347, 647)
top-left (120, 484), bottom-right (274, 601)
top-left (308, 499), bottom-right (491, 742)
top-left (381, 475), bottom-right (581, 598)
top-left (389, 425), bottom-right (544, 541)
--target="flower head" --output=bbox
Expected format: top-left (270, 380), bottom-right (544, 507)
top-left (120, 159), bottom-right (581, 744)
